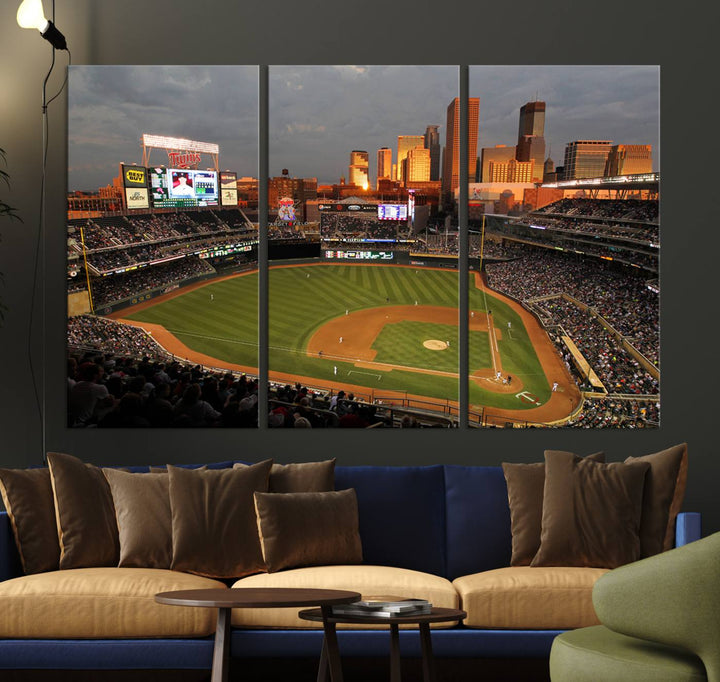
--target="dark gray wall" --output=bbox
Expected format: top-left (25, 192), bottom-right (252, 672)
top-left (1, 1), bottom-right (718, 533)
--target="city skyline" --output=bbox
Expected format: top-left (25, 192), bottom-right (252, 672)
top-left (274, 65), bottom-right (659, 187)
top-left (270, 66), bottom-right (457, 185)
top-left (470, 65), bottom-right (659, 171)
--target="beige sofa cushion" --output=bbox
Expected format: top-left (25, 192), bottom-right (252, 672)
top-left (453, 567), bottom-right (609, 629)
top-left (231, 565), bottom-right (458, 629)
top-left (0, 568), bottom-right (227, 638)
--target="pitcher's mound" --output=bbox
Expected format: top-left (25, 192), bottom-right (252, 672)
top-left (423, 339), bottom-right (448, 351)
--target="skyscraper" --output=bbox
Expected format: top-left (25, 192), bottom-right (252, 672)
top-left (480, 145), bottom-right (516, 182)
top-left (405, 146), bottom-right (431, 182)
top-left (563, 140), bottom-right (613, 179)
top-left (487, 158), bottom-right (535, 183)
top-left (543, 155), bottom-right (556, 182)
top-left (604, 144), bottom-right (653, 176)
top-left (516, 101), bottom-right (546, 183)
top-left (424, 125), bottom-right (441, 181)
top-left (442, 97), bottom-right (480, 201)
top-left (517, 100), bottom-right (545, 138)
top-left (348, 150), bottom-right (369, 189)
top-left (376, 147), bottom-right (392, 189)
top-left (396, 135), bottom-right (425, 181)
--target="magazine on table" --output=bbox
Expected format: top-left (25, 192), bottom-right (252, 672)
top-left (331, 596), bottom-right (432, 618)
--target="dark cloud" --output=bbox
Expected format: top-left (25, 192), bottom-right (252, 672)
top-left (68, 66), bottom-right (258, 190)
top-left (469, 65), bottom-right (659, 168)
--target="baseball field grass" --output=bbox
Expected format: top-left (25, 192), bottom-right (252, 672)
top-left (123, 263), bottom-right (551, 408)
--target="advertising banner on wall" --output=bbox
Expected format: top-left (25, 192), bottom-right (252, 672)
top-left (121, 164), bottom-right (150, 210)
top-left (220, 171), bottom-right (238, 206)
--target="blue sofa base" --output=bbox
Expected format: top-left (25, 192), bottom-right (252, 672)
top-left (0, 629), bottom-right (563, 670)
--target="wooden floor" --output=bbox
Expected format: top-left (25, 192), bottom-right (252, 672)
top-left (2, 657), bottom-right (551, 682)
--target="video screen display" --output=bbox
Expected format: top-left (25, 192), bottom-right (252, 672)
top-left (220, 171), bottom-right (238, 207)
top-left (378, 203), bottom-right (408, 221)
top-left (324, 250), bottom-right (395, 260)
top-left (149, 167), bottom-right (219, 207)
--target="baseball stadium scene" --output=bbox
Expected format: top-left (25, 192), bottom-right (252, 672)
top-left (66, 65), bottom-right (659, 429)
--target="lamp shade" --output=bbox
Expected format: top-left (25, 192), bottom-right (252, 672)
top-left (16, 0), bottom-right (49, 32)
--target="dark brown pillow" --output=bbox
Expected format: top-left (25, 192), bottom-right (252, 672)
top-left (0, 468), bottom-right (60, 574)
top-left (47, 452), bottom-right (120, 569)
top-left (502, 451), bottom-right (605, 566)
top-left (254, 489), bottom-right (363, 573)
top-left (168, 459), bottom-right (273, 579)
top-left (148, 465), bottom-right (209, 473)
top-left (234, 459), bottom-right (336, 492)
top-left (531, 451), bottom-right (650, 569)
top-left (625, 443), bottom-right (688, 557)
top-left (103, 469), bottom-right (172, 569)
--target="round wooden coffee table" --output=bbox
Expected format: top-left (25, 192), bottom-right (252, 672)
top-left (155, 587), bottom-right (360, 682)
top-left (299, 606), bottom-right (466, 682)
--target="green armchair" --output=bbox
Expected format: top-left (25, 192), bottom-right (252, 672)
top-left (550, 531), bottom-right (720, 682)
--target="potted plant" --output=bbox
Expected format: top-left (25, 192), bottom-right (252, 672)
top-left (0, 146), bottom-right (23, 324)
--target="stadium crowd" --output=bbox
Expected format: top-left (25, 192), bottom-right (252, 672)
top-left (534, 198), bottom-right (658, 223)
top-left (69, 211), bottom-right (253, 251)
top-left (320, 214), bottom-right (399, 240)
top-left (540, 297), bottom-right (658, 394)
top-left (567, 398), bottom-right (659, 428)
top-left (68, 317), bottom-right (260, 428)
top-left (520, 216), bottom-right (658, 243)
top-left (75, 257), bottom-right (216, 307)
top-left (485, 245), bottom-right (659, 366)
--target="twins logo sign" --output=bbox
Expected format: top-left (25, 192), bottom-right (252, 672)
top-left (167, 152), bottom-right (202, 168)
top-left (278, 197), bottom-right (296, 222)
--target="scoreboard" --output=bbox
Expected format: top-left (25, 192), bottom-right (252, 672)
top-left (324, 250), bottom-right (394, 261)
top-left (377, 203), bottom-right (408, 221)
top-left (149, 167), bottom-right (219, 208)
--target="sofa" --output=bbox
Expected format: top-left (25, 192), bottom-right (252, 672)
top-left (0, 458), bottom-right (701, 674)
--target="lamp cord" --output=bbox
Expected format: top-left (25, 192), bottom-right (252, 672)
top-left (28, 0), bottom-right (71, 465)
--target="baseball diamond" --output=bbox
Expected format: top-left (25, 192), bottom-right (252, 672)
top-left (113, 262), bottom-right (581, 423)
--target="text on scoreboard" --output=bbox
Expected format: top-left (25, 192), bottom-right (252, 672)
top-left (324, 250), bottom-right (395, 260)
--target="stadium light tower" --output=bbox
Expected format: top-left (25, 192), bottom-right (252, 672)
top-left (16, 0), bottom-right (68, 50)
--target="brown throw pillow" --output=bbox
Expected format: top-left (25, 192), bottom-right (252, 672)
top-left (234, 459), bottom-right (336, 492)
top-left (103, 469), bottom-right (173, 569)
top-left (502, 451), bottom-right (605, 566)
top-left (168, 459), bottom-right (273, 579)
top-left (625, 443), bottom-right (688, 557)
top-left (531, 451), bottom-right (650, 569)
top-left (0, 468), bottom-right (60, 574)
top-left (47, 452), bottom-right (120, 569)
top-left (254, 489), bottom-right (363, 573)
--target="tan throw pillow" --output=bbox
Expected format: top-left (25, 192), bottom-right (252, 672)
top-left (625, 443), bottom-right (688, 556)
top-left (502, 451), bottom-right (605, 566)
top-left (254, 489), bottom-right (363, 573)
top-left (531, 451), bottom-right (650, 569)
top-left (234, 459), bottom-right (336, 492)
top-left (0, 468), bottom-right (60, 574)
top-left (47, 452), bottom-right (120, 569)
top-left (103, 469), bottom-right (173, 569)
top-left (168, 460), bottom-right (273, 579)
